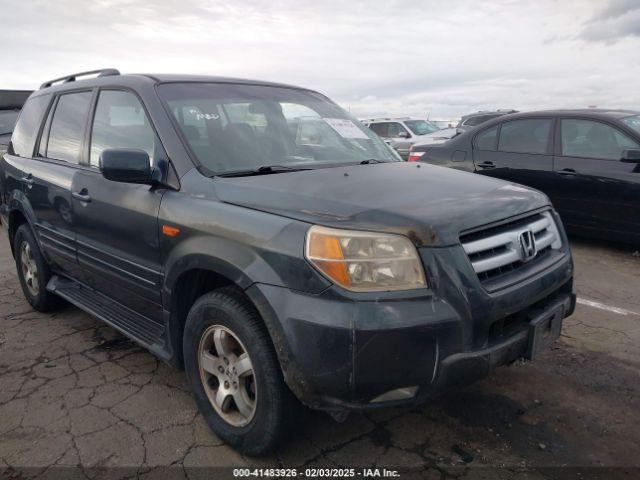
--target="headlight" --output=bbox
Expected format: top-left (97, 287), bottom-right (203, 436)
top-left (305, 225), bottom-right (427, 292)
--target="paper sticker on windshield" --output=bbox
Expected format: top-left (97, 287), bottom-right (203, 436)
top-left (323, 118), bottom-right (370, 139)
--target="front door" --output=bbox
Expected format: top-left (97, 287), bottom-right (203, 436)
top-left (71, 89), bottom-right (164, 321)
top-left (553, 118), bottom-right (640, 241)
top-left (472, 118), bottom-right (555, 195)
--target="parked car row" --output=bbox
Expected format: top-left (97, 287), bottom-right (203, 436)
top-left (409, 109), bottom-right (640, 245)
top-left (1, 70), bottom-right (575, 455)
top-left (362, 110), bottom-right (517, 158)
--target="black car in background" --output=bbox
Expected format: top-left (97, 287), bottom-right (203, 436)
top-left (410, 110), bottom-right (640, 245)
top-left (0, 90), bottom-right (32, 149)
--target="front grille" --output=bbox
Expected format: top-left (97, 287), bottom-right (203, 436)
top-left (460, 211), bottom-right (562, 286)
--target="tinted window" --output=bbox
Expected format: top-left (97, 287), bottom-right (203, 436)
top-left (498, 119), bottom-right (551, 154)
top-left (475, 125), bottom-right (498, 150)
top-left (369, 122), bottom-right (389, 137)
top-left (46, 92), bottom-right (92, 163)
top-left (10, 95), bottom-right (50, 157)
top-left (90, 90), bottom-right (155, 167)
top-left (561, 119), bottom-right (639, 160)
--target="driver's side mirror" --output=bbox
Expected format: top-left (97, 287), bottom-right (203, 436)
top-left (621, 149), bottom-right (640, 163)
top-left (100, 149), bottom-right (152, 184)
top-left (397, 131), bottom-right (410, 139)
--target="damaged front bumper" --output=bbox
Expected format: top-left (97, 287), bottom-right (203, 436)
top-left (246, 244), bottom-right (575, 412)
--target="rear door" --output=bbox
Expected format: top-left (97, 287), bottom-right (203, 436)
top-left (553, 117), bottom-right (640, 240)
top-left (472, 118), bottom-right (555, 194)
top-left (71, 89), bottom-right (164, 321)
top-left (24, 90), bottom-right (94, 279)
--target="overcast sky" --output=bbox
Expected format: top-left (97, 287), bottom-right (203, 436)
top-left (2, 0), bottom-right (639, 119)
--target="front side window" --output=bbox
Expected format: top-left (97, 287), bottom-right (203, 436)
top-left (404, 120), bottom-right (439, 136)
top-left (10, 94), bottom-right (50, 157)
top-left (368, 122), bottom-right (389, 137)
top-left (475, 125), bottom-right (498, 151)
top-left (498, 119), bottom-right (552, 155)
top-left (46, 91), bottom-right (92, 163)
top-left (159, 83), bottom-right (397, 174)
top-left (90, 90), bottom-right (155, 167)
top-left (561, 119), bottom-right (639, 160)
top-left (387, 122), bottom-right (409, 138)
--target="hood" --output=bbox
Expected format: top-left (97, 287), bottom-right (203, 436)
top-left (214, 162), bottom-right (550, 246)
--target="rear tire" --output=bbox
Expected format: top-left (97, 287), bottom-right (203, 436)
top-left (14, 224), bottom-right (63, 312)
top-left (183, 287), bottom-right (294, 455)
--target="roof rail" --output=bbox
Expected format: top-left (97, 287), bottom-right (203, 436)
top-left (39, 69), bottom-right (120, 90)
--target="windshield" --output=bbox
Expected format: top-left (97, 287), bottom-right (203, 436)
top-left (0, 110), bottom-right (19, 136)
top-left (158, 83), bottom-right (398, 174)
top-left (622, 115), bottom-right (640, 135)
top-left (404, 120), bottom-right (440, 136)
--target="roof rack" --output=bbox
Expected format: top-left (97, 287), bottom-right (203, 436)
top-left (39, 69), bottom-right (120, 90)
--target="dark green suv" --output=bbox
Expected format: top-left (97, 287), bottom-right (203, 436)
top-left (0, 69), bottom-right (575, 455)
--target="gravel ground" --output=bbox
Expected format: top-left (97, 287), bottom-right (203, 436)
top-left (1, 228), bottom-right (639, 479)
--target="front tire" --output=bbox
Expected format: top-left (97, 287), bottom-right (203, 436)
top-left (183, 287), bottom-right (293, 455)
top-left (14, 224), bottom-right (63, 312)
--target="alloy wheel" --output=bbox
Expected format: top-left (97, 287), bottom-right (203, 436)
top-left (20, 241), bottom-right (39, 297)
top-left (198, 325), bottom-right (257, 427)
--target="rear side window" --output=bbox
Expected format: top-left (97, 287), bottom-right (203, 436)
top-left (90, 90), bottom-right (155, 167)
top-left (498, 119), bottom-right (552, 155)
top-left (475, 125), bottom-right (498, 150)
top-left (561, 119), bottom-right (639, 160)
top-left (10, 95), bottom-right (51, 157)
top-left (46, 91), bottom-right (93, 163)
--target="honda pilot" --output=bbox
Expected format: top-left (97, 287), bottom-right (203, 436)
top-left (0, 70), bottom-right (575, 455)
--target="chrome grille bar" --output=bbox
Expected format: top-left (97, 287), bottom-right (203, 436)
top-left (461, 211), bottom-right (562, 276)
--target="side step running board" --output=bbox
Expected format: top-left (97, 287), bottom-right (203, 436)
top-left (47, 275), bottom-right (165, 348)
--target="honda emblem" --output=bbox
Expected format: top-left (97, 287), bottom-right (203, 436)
top-left (519, 230), bottom-right (537, 262)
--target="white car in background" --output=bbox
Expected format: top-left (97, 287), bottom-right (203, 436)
top-left (361, 117), bottom-right (445, 159)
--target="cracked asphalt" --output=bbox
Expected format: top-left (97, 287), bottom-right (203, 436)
top-left (1, 228), bottom-right (639, 479)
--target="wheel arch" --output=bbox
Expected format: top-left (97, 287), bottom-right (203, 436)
top-left (163, 254), bottom-right (284, 365)
top-left (7, 197), bottom-right (37, 258)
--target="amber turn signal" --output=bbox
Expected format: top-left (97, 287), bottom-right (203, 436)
top-left (162, 225), bottom-right (181, 238)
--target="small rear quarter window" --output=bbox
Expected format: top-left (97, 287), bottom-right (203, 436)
top-left (9, 94), bottom-right (51, 157)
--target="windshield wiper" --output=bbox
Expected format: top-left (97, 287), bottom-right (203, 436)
top-left (216, 165), bottom-right (314, 177)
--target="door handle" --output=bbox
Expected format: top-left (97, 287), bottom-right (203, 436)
top-left (558, 168), bottom-right (576, 176)
top-left (477, 161), bottom-right (495, 169)
top-left (72, 190), bottom-right (92, 203)
top-left (22, 174), bottom-right (34, 186)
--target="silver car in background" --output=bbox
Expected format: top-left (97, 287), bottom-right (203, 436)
top-left (361, 117), bottom-right (443, 158)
